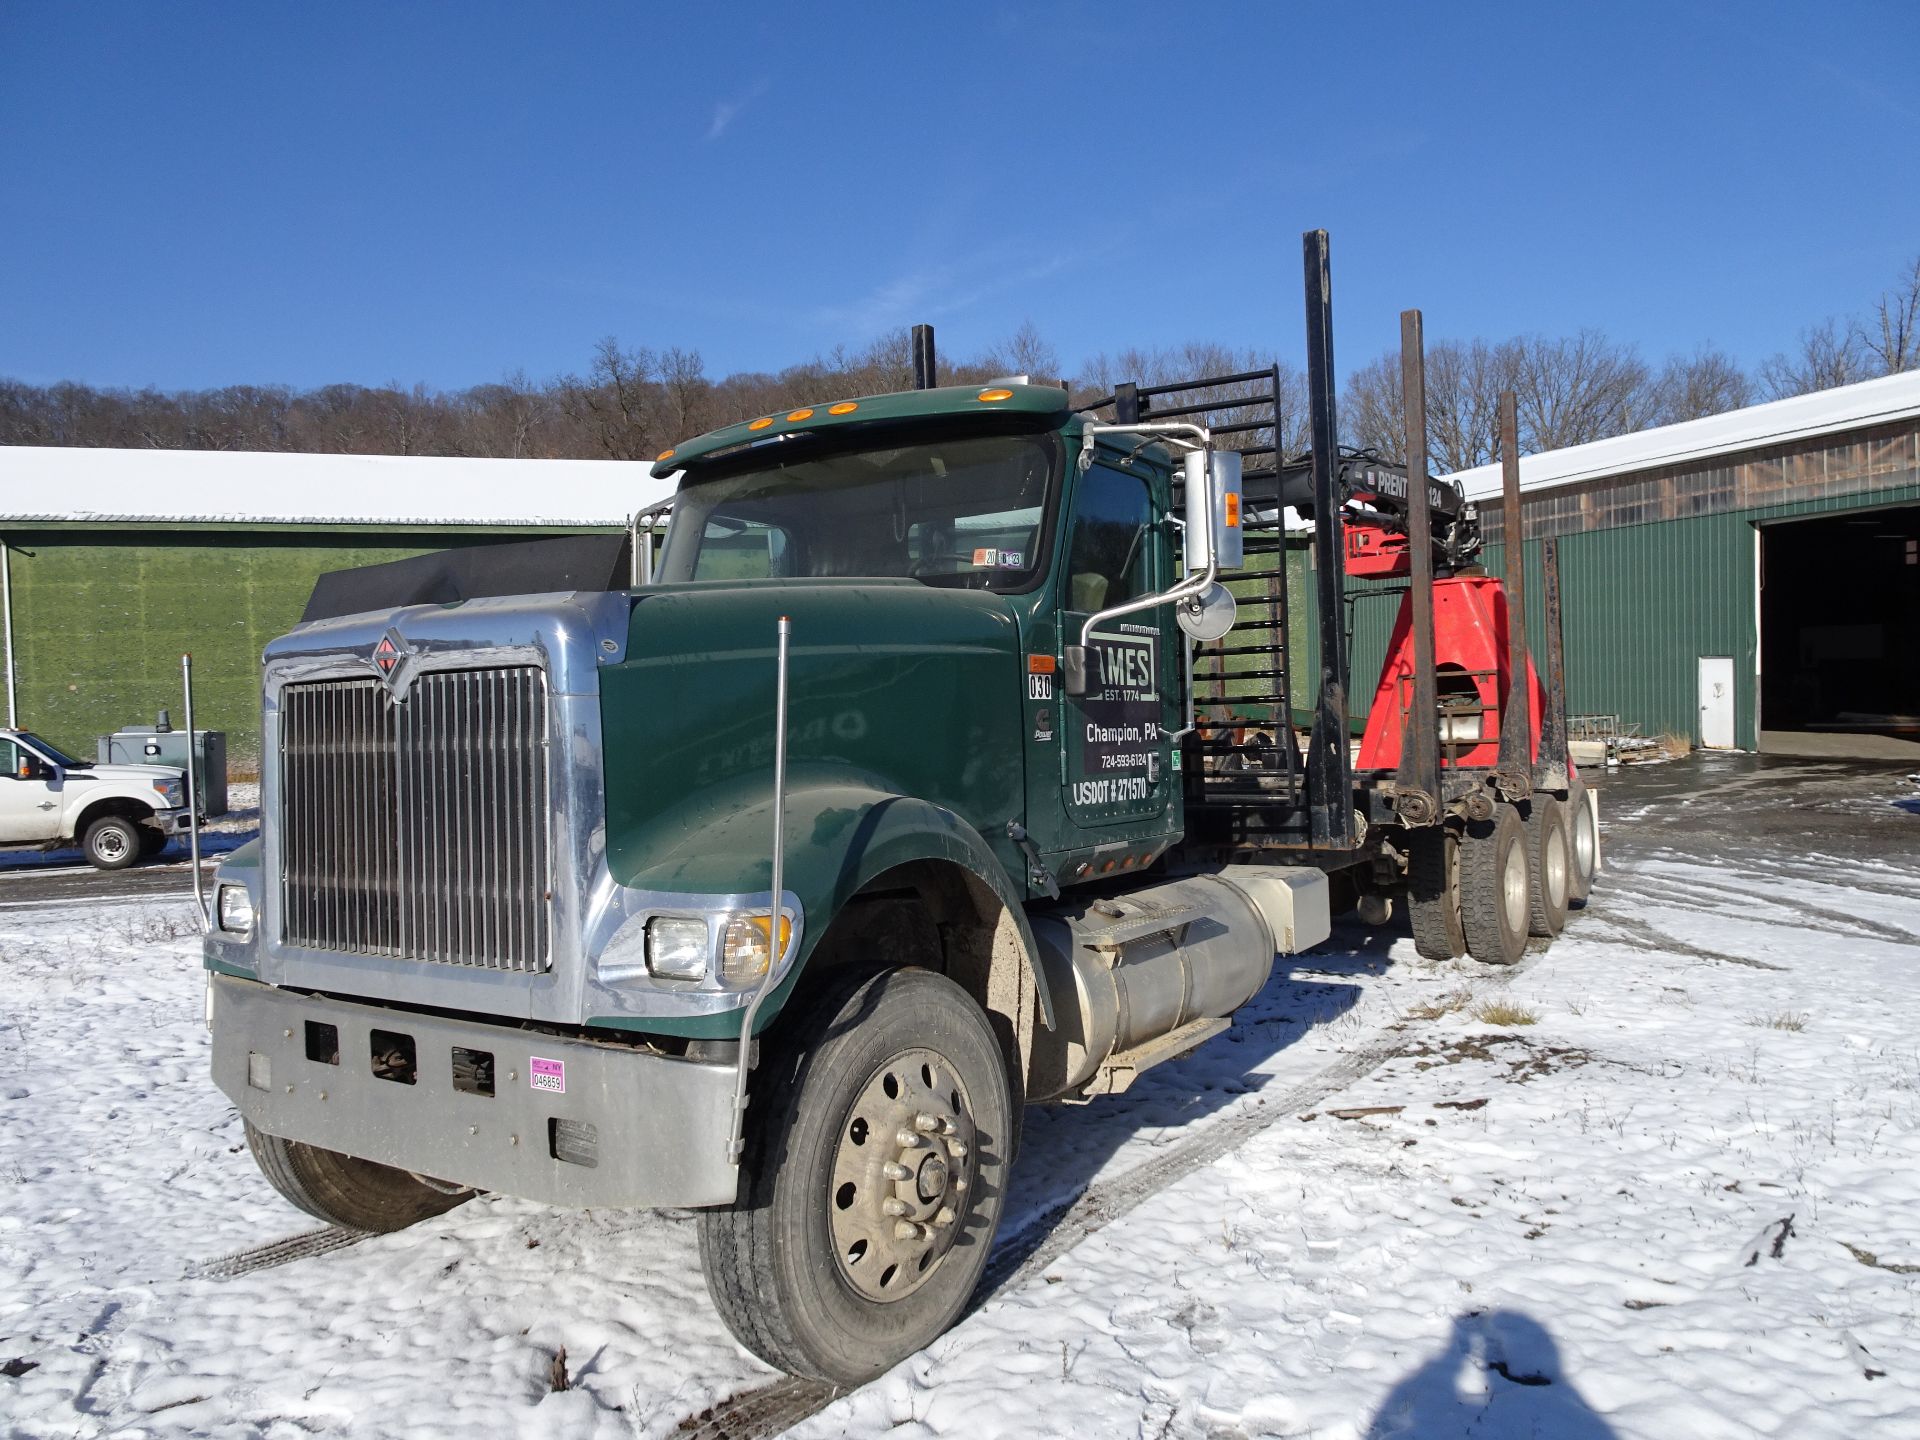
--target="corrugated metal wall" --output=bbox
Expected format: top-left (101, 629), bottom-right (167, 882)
top-left (3, 525), bottom-right (610, 771)
top-left (1334, 483), bottom-right (1920, 753)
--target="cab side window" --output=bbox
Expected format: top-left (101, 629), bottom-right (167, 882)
top-left (1066, 466), bottom-right (1154, 613)
top-left (0, 739), bottom-right (17, 777)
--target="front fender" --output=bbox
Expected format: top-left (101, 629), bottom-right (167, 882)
top-left (604, 770), bottom-right (1055, 1037)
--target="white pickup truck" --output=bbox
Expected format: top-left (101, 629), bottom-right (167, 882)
top-left (0, 728), bottom-right (195, 869)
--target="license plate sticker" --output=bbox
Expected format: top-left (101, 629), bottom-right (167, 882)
top-left (530, 1057), bottom-right (566, 1094)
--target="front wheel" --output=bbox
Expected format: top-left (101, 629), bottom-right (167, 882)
top-left (82, 814), bottom-right (142, 870)
top-left (244, 1121), bottom-right (472, 1232)
top-left (699, 967), bottom-right (1012, 1386)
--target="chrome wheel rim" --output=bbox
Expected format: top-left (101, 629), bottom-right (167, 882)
top-left (1574, 804), bottom-right (1597, 878)
top-left (1501, 841), bottom-right (1528, 933)
top-left (1546, 825), bottom-right (1570, 909)
top-left (829, 1047), bottom-right (975, 1303)
top-left (94, 828), bottom-right (130, 861)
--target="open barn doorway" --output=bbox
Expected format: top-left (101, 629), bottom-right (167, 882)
top-left (1759, 504), bottom-right (1920, 758)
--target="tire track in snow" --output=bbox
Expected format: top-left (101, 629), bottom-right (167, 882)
top-left (672, 955), bottom-right (1547, 1440)
top-left (189, 1225), bottom-right (366, 1280)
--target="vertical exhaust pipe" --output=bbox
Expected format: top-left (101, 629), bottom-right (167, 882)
top-left (182, 652), bottom-right (208, 931)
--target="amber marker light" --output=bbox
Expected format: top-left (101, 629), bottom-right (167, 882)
top-left (977, 388), bottom-right (1013, 402)
top-left (786, 408), bottom-right (814, 422)
top-left (828, 401), bottom-right (858, 415)
top-left (656, 448), bottom-right (676, 462)
top-left (747, 417), bottom-right (775, 431)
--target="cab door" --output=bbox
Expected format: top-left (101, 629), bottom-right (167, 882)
top-left (1055, 462), bottom-right (1180, 830)
top-left (0, 738), bottom-right (63, 842)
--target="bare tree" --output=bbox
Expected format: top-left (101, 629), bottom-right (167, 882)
top-left (979, 320), bottom-right (1060, 385)
top-left (1649, 348), bottom-right (1752, 425)
top-left (1344, 338), bottom-right (1509, 474)
top-left (1507, 330), bottom-right (1654, 452)
top-left (1858, 254), bottom-right (1920, 376)
top-left (1758, 318), bottom-right (1869, 399)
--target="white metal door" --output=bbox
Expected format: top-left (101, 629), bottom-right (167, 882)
top-left (1698, 656), bottom-right (1736, 749)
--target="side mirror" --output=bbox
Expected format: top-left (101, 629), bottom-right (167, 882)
top-left (1063, 645), bottom-right (1089, 698)
top-left (1183, 449), bottom-right (1245, 574)
top-left (1177, 581), bottom-right (1238, 642)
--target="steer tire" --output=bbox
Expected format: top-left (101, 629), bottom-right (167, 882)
top-left (1460, 802), bottom-right (1529, 966)
top-left (1523, 798), bottom-right (1572, 939)
top-left (698, 966), bottom-right (1011, 1386)
top-left (82, 814), bottom-right (142, 871)
top-left (139, 826), bottom-right (171, 859)
top-left (1406, 824), bottom-right (1467, 961)
top-left (244, 1121), bottom-right (472, 1233)
top-left (1567, 780), bottom-right (1600, 906)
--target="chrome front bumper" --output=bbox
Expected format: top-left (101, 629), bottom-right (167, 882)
top-left (211, 975), bottom-right (742, 1209)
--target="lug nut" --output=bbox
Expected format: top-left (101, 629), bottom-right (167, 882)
top-left (896, 1130), bottom-right (924, 1148)
top-left (894, 1220), bottom-right (927, 1242)
top-left (914, 1113), bottom-right (940, 1133)
top-left (883, 1161), bottom-right (911, 1182)
top-left (946, 1139), bottom-right (968, 1159)
top-left (940, 1117), bottom-right (959, 1135)
top-left (882, 1196), bottom-right (909, 1217)
top-left (954, 1177), bottom-right (969, 1194)
top-left (932, 1206), bottom-right (955, 1229)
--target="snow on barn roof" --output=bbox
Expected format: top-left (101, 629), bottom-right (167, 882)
top-left (1443, 367), bottom-right (1920, 500)
top-left (0, 445), bottom-right (671, 527)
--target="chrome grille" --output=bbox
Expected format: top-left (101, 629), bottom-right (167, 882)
top-left (279, 665), bottom-right (551, 970)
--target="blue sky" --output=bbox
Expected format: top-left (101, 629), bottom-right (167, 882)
top-left (3, 2), bottom-right (1917, 392)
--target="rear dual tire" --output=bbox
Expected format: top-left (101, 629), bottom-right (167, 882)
top-left (1567, 781), bottom-right (1600, 905)
top-left (1407, 826), bottom-right (1467, 961)
top-left (1461, 803), bottom-right (1530, 966)
top-left (1523, 798), bottom-right (1572, 938)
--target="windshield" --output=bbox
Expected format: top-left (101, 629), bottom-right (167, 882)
top-left (18, 733), bottom-right (84, 767)
top-left (658, 432), bottom-right (1057, 591)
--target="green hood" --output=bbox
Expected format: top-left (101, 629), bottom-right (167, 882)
top-left (598, 579), bottom-right (1027, 898)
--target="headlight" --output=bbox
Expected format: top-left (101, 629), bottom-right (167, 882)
top-left (720, 912), bottom-right (792, 986)
top-left (216, 884), bottom-right (255, 938)
top-left (152, 778), bottom-right (186, 807)
top-left (645, 916), bottom-right (710, 981)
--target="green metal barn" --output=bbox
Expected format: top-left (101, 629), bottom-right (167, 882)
top-left (1422, 370), bottom-right (1920, 759)
top-left (1207, 370), bottom-right (1920, 763)
top-left (0, 446), bottom-right (658, 771)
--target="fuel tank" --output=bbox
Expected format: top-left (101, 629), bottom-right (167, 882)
top-left (1025, 867), bottom-right (1329, 1102)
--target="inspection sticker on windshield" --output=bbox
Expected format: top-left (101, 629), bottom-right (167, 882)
top-left (529, 1057), bottom-right (566, 1094)
top-left (972, 547), bottom-right (998, 566)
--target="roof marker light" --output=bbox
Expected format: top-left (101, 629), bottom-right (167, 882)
top-left (829, 401), bottom-right (858, 415)
top-left (657, 448), bottom-right (676, 462)
top-left (786, 408), bottom-right (815, 422)
top-left (977, 388), bottom-right (1013, 402)
top-left (748, 417), bottom-right (774, 431)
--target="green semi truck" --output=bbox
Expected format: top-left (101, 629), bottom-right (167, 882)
top-left (204, 234), bottom-right (1596, 1384)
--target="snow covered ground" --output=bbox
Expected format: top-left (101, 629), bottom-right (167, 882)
top-left (3, 756), bottom-right (1918, 1438)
